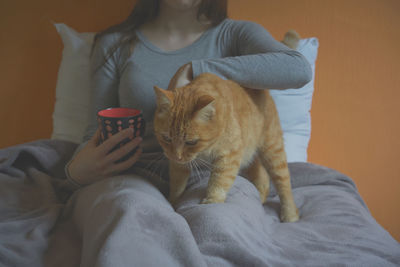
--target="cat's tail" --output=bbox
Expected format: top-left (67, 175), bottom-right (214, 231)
top-left (281, 30), bottom-right (300, 49)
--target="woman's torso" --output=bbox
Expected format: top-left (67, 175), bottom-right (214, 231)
top-left (116, 19), bottom-right (234, 152)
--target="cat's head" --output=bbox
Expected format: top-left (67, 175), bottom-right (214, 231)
top-left (153, 77), bottom-right (222, 164)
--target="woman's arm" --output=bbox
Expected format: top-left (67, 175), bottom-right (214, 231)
top-left (65, 34), bottom-right (121, 164)
top-left (192, 20), bottom-right (312, 89)
top-left (82, 34), bottom-right (121, 142)
top-left (65, 34), bottom-right (142, 186)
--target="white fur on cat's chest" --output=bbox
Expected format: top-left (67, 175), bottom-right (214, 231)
top-left (196, 146), bottom-right (256, 172)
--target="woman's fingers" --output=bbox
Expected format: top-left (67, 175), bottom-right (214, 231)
top-left (109, 147), bottom-right (143, 174)
top-left (67, 128), bottom-right (143, 185)
top-left (105, 136), bottom-right (143, 164)
top-left (99, 128), bottom-right (134, 154)
top-left (89, 128), bottom-right (102, 147)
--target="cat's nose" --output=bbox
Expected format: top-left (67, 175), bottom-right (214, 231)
top-left (176, 147), bottom-right (184, 161)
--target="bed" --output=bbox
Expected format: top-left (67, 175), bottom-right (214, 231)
top-left (0, 24), bottom-right (399, 267)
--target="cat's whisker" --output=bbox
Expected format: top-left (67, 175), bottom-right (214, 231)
top-left (188, 161), bottom-right (195, 175)
top-left (191, 159), bottom-right (204, 181)
top-left (146, 163), bottom-right (161, 179)
top-left (144, 159), bottom-right (159, 172)
top-left (192, 159), bottom-right (202, 174)
top-left (145, 153), bottom-right (167, 179)
top-left (144, 154), bottom-right (164, 171)
top-left (187, 161), bottom-right (194, 176)
top-left (196, 157), bottom-right (211, 165)
top-left (195, 158), bottom-right (212, 171)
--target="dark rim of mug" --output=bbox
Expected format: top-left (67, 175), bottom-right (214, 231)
top-left (98, 108), bottom-right (142, 118)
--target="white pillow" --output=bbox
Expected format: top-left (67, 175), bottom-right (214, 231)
top-left (270, 37), bottom-right (319, 162)
top-left (51, 24), bottom-right (318, 162)
top-left (51, 23), bottom-right (95, 143)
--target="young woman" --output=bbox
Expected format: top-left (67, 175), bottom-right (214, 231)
top-left (65, 0), bottom-right (312, 265)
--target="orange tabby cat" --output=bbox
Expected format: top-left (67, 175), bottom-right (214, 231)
top-left (153, 71), bottom-right (299, 222)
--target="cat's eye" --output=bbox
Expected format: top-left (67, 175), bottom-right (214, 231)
top-left (185, 140), bottom-right (198, 146)
top-left (162, 134), bottom-right (172, 143)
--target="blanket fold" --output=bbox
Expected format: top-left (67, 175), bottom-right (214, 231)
top-left (0, 139), bottom-right (399, 267)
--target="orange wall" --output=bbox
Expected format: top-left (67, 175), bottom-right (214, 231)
top-left (1, 0), bottom-right (399, 241)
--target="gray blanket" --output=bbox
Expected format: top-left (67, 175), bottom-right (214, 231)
top-left (0, 139), bottom-right (399, 267)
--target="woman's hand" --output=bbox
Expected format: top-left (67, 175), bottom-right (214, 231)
top-left (67, 128), bottom-right (143, 185)
top-left (168, 63), bottom-right (193, 90)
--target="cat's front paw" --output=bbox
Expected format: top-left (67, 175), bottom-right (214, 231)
top-left (201, 196), bottom-right (225, 204)
top-left (280, 207), bottom-right (299, 223)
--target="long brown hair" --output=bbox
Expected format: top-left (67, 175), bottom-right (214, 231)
top-left (92, 0), bottom-right (228, 63)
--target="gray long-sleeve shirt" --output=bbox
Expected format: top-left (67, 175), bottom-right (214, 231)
top-left (83, 18), bottom-right (312, 153)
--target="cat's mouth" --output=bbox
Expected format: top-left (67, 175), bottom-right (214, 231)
top-left (171, 157), bottom-right (193, 165)
top-left (175, 159), bottom-right (191, 164)
top-left (164, 152), bottom-right (194, 164)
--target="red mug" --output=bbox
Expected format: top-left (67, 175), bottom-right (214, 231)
top-left (97, 107), bottom-right (146, 162)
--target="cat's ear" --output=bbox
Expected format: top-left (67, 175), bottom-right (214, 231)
top-left (154, 86), bottom-right (173, 111)
top-left (193, 95), bottom-right (215, 121)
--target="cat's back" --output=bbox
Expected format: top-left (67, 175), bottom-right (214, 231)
top-left (214, 75), bottom-right (272, 120)
top-left (192, 73), bottom-right (275, 122)
top-left (194, 73), bottom-right (266, 102)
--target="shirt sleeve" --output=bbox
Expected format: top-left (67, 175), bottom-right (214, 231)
top-left (64, 34), bottom-right (121, 184)
top-left (191, 20), bottom-right (312, 89)
top-left (82, 34), bottom-right (121, 143)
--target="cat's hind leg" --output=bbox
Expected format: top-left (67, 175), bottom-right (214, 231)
top-left (241, 155), bottom-right (270, 204)
top-left (258, 138), bottom-right (299, 222)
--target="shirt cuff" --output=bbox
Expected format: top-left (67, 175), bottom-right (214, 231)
top-left (65, 160), bottom-right (84, 190)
